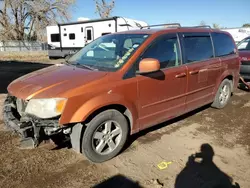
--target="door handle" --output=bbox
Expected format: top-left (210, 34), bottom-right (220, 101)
top-left (199, 68), bottom-right (208, 72)
top-left (189, 70), bottom-right (199, 75)
top-left (175, 73), bottom-right (187, 78)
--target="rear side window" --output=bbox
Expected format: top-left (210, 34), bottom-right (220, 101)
top-left (51, 34), bottom-right (60, 42)
top-left (183, 34), bottom-right (213, 63)
top-left (212, 33), bottom-right (236, 57)
top-left (69, 33), bottom-right (75, 40)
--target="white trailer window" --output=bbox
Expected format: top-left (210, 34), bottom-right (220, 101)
top-left (51, 34), bottom-right (60, 42)
top-left (87, 29), bottom-right (92, 40)
top-left (69, 33), bottom-right (75, 40)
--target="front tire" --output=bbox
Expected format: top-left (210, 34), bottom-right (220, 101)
top-left (82, 109), bottom-right (129, 163)
top-left (211, 79), bottom-right (232, 109)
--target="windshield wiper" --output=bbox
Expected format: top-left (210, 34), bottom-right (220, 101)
top-left (75, 63), bottom-right (98, 71)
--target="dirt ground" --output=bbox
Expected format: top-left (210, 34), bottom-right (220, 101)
top-left (0, 60), bottom-right (250, 188)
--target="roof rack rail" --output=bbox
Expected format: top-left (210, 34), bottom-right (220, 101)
top-left (185, 25), bottom-right (212, 29)
top-left (140, 23), bottom-right (181, 29)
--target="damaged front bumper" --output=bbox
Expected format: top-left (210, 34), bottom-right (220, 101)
top-left (3, 95), bottom-right (63, 147)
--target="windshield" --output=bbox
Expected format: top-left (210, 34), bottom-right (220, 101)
top-left (237, 37), bottom-right (250, 51)
top-left (67, 33), bottom-right (150, 71)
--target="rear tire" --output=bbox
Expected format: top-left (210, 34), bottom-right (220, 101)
top-left (82, 109), bottom-right (128, 163)
top-left (211, 79), bottom-right (232, 109)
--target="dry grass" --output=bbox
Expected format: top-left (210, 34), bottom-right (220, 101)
top-left (0, 51), bottom-right (63, 64)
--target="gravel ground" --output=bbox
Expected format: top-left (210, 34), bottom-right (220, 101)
top-left (0, 60), bottom-right (249, 188)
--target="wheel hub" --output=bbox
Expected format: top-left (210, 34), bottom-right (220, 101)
top-left (92, 120), bottom-right (122, 155)
top-left (219, 84), bottom-right (230, 104)
top-left (103, 133), bottom-right (112, 141)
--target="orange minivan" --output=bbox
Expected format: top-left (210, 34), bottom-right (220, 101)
top-left (3, 24), bottom-right (240, 162)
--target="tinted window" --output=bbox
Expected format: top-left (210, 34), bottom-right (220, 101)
top-left (140, 35), bottom-right (181, 69)
top-left (69, 33), bottom-right (75, 40)
top-left (51, 34), bottom-right (60, 42)
top-left (212, 33), bottom-right (236, 57)
top-left (183, 35), bottom-right (213, 63)
top-left (87, 29), bottom-right (92, 40)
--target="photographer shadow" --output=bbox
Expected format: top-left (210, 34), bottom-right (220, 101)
top-left (175, 144), bottom-right (240, 188)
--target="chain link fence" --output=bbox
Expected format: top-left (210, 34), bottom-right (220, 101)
top-left (0, 41), bottom-right (48, 52)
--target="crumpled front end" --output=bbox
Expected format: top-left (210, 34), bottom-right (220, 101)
top-left (3, 95), bottom-right (64, 148)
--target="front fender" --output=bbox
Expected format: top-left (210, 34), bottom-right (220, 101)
top-left (59, 92), bottom-right (138, 130)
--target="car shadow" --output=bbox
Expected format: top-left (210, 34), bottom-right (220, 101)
top-left (123, 104), bottom-right (211, 152)
top-left (174, 143), bottom-right (240, 188)
top-left (92, 174), bottom-right (142, 188)
top-left (0, 60), bottom-right (52, 94)
top-left (51, 104), bottom-right (212, 153)
top-left (51, 104), bottom-right (211, 152)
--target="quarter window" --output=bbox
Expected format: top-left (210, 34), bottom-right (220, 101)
top-left (212, 33), bottom-right (236, 57)
top-left (183, 35), bottom-right (213, 63)
top-left (140, 35), bottom-right (181, 69)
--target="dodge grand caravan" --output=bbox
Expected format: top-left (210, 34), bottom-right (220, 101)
top-left (3, 25), bottom-right (240, 162)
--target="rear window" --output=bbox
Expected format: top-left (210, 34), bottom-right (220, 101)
top-left (212, 33), bottom-right (236, 57)
top-left (51, 34), bottom-right (60, 42)
top-left (183, 35), bottom-right (213, 63)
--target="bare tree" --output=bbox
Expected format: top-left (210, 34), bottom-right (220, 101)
top-left (200, 20), bottom-right (206, 26)
top-left (242, 23), bottom-right (250, 28)
top-left (0, 0), bottom-right (75, 41)
top-left (212, 23), bottom-right (220, 29)
top-left (94, 0), bottom-right (115, 18)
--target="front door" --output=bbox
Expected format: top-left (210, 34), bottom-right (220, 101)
top-left (136, 33), bottom-right (188, 129)
top-left (180, 32), bottom-right (217, 112)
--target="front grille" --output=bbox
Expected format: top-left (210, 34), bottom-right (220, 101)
top-left (241, 61), bottom-right (250, 65)
top-left (16, 98), bottom-right (28, 116)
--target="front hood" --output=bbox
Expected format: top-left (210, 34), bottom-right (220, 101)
top-left (239, 50), bottom-right (250, 58)
top-left (8, 64), bottom-right (107, 99)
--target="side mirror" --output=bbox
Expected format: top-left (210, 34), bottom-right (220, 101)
top-left (136, 58), bottom-right (160, 74)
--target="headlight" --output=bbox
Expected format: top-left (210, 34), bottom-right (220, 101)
top-left (25, 98), bottom-right (67, 118)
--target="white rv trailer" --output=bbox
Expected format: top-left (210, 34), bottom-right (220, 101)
top-left (221, 27), bottom-right (250, 43)
top-left (46, 16), bottom-right (148, 58)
